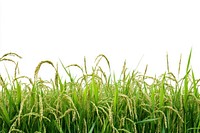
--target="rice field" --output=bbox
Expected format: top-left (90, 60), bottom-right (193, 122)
top-left (0, 51), bottom-right (199, 133)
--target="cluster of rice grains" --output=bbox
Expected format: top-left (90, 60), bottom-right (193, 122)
top-left (0, 52), bottom-right (199, 132)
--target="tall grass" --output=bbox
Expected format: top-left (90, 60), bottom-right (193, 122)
top-left (0, 51), bottom-right (199, 132)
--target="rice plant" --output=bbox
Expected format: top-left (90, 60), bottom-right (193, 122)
top-left (0, 51), bottom-right (199, 133)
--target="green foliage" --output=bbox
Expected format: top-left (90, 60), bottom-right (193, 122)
top-left (0, 52), bottom-right (200, 132)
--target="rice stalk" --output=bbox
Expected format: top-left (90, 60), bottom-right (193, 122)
top-left (34, 60), bottom-right (56, 81)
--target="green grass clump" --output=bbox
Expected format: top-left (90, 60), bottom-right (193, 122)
top-left (0, 51), bottom-right (200, 133)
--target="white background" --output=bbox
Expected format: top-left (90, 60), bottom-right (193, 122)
top-left (1, 1), bottom-right (200, 80)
